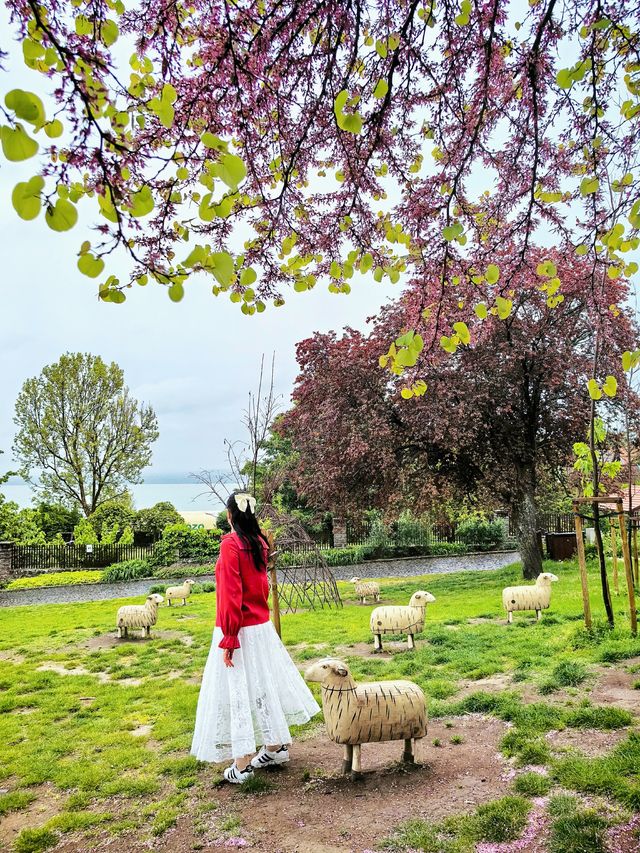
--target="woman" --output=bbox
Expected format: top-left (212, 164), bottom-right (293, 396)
top-left (191, 491), bottom-right (320, 783)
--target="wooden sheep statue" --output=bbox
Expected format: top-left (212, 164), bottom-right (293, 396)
top-left (305, 658), bottom-right (427, 780)
top-left (165, 579), bottom-right (195, 606)
top-left (116, 593), bottom-right (164, 638)
top-left (350, 576), bottom-right (381, 604)
top-left (502, 572), bottom-right (559, 623)
top-left (370, 590), bottom-right (436, 652)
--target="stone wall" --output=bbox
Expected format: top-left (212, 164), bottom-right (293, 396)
top-left (333, 519), bottom-right (347, 548)
top-left (0, 542), bottom-right (14, 585)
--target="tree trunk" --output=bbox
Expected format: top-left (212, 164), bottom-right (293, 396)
top-left (514, 466), bottom-right (542, 580)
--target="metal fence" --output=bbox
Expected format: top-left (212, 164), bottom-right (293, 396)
top-left (12, 544), bottom-right (154, 573)
top-left (508, 513), bottom-right (574, 537)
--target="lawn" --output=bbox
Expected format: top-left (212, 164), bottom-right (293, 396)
top-left (0, 558), bottom-right (638, 852)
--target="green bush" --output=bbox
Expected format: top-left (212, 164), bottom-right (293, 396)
top-left (148, 524), bottom-right (221, 567)
top-left (153, 564), bottom-right (214, 579)
top-left (456, 516), bottom-right (504, 549)
top-left (101, 559), bottom-right (153, 582)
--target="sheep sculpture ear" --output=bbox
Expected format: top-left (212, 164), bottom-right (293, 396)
top-left (333, 664), bottom-right (348, 677)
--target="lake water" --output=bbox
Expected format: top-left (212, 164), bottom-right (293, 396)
top-left (2, 481), bottom-right (225, 512)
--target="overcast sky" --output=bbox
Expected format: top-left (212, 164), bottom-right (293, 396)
top-left (0, 10), bottom-right (391, 481)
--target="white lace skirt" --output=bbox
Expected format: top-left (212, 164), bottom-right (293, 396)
top-left (190, 620), bottom-right (321, 762)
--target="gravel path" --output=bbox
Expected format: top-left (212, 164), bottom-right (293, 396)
top-left (0, 550), bottom-right (520, 608)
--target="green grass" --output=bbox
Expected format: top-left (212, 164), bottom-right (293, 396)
top-left (547, 795), bottom-right (609, 853)
top-left (514, 771), bottom-right (552, 796)
top-left (6, 570), bottom-right (104, 590)
top-left (0, 557), bottom-right (638, 849)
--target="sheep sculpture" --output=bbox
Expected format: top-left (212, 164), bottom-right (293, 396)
top-left (502, 572), bottom-right (559, 623)
top-left (305, 658), bottom-right (427, 780)
top-left (116, 593), bottom-right (164, 638)
top-left (165, 579), bottom-right (195, 606)
top-left (370, 590), bottom-right (436, 652)
top-left (350, 576), bottom-right (381, 604)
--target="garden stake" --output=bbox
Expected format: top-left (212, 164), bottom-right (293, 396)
top-left (610, 519), bottom-right (619, 595)
top-left (266, 532), bottom-right (282, 639)
top-left (616, 501), bottom-right (637, 636)
top-left (573, 504), bottom-right (592, 630)
top-left (633, 525), bottom-right (639, 587)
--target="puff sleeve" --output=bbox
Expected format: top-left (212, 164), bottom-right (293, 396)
top-left (216, 536), bottom-right (243, 649)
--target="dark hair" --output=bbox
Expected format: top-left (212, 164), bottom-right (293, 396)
top-left (226, 492), bottom-right (269, 571)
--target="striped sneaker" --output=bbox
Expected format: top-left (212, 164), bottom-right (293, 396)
top-left (251, 745), bottom-right (290, 769)
top-left (223, 762), bottom-right (255, 784)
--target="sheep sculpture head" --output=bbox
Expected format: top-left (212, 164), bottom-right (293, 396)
top-left (183, 579), bottom-right (196, 588)
top-left (147, 593), bottom-right (164, 605)
top-left (350, 576), bottom-right (361, 584)
top-left (409, 591), bottom-right (436, 607)
top-left (305, 658), bottom-right (351, 686)
top-left (537, 572), bottom-right (559, 584)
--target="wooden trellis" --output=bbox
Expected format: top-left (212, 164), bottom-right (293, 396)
top-left (260, 507), bottom-right (342, 638)
top-left (573, 497), bottom-right (637, 635)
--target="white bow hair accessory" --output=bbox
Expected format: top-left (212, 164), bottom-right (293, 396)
top-left (235, 493), bottom-right (256, 514)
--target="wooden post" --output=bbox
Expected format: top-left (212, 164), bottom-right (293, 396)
top-left (633, 523), bottom-right (639, 587)
top-left (573, 503), bottom-right (592, 630)
top-left (610, 519), bottom-right (619, 596)
top-left (616, 501), bottom-right (637, 636)
top-left (266, 532), bottom-right (282, 639)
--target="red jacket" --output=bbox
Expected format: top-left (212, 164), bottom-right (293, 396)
top-left (215, 531), bottom-right (270, 649)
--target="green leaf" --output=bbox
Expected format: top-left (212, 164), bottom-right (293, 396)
top-left (209, 252), bottom-right (234, 286)
top-left (375, 39), bottom-right (388, 58)
top-left (129, 185), bottom-right (154, 217)
top-left (580, 176), bottom-right (600, 196)
top-left (440, 335), bottom-right (457, 354)
top-left (373, 79), bottom-right (389, 99)
top-left (360, 252), bottom-right (373, 273)
top-left (442, 222), bottom-right (463, 241)
top-left (575, 244), bottom-right (589, 256)
top-left (77, 253), bottom-right (105, 278)
top-left (162, 83), bottom-right (177, 104)
top-left (101, 19), bottom-right (119, 47)
top-left (338, 111), bottom-right (363, 134)
top-left (213, 154), bottom-right (247, 190)
top-left (11, 175), bottom-right (44, 220)
top-left (556, 68), bottom-right (573, 89)
top-left (5, 89), bottom-right (45, 126)
top-left (44, 119), bottom-right (63, 138)
top-left (1, 123), bottom-right (39, 161)
top-left (98, 190), bottom-right (118, 223)
top-left (587, 378), bottom-right (602, 400)
top-left (240, 267), bottom-right (257, 286)
top-left (602, 375), bottom-right (618, 397)
top-left (75, 14), bottom-right (93, 36)
top-left (45, 198), bottom-right (78, 232)
top-left (622, 351), bottom-right (633, 371)
top-left (400, 388), bottom-right (413, 399)
top-left (168, 283), bottom-right (184, 302)
top-left (485, 264), bottom-right (500, 284)
top-left (453, 322), bottom-right (470, 345)
top-left (201, 132), bottom-right (225, 150)
top-left (496, 296), bottom-right (513, 320)
top-left (474, 303), bottom-right (488, 320)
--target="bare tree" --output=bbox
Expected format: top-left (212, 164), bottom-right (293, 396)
top-left (193, 353), bottom-right (280, 506)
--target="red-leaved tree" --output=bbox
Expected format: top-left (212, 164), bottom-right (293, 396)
top-left (282, 249), bottom-right (636, 577)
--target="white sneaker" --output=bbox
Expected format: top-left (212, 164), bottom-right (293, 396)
top-left (223, 762), bottom-right (255, 784)
top-left (250, 745), bottom-right (290, 769)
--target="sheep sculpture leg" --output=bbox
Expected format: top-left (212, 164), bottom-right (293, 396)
top-left (407, 634), bottom-right (415, 650)
top-left (342, 744), bottom-right (353, 775)
top-left (507, 611), bottom-right (513, 624)
top-left (403, 738), bottom-right (414, 763)
top-left (373, 634), bottom-right (383, 654)
top-left (536, 609), bottom-right (542, 621)
top-left (351, 744), bottom-right (362, 781)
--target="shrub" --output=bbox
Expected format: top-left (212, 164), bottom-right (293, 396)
top-left (72, 518), bottom-right (98, 545)
top-left (148, 524), bottom-right (221, 567)
top-left (456, 516), bottom-right (504, 549)
top-left (88, 500), bottom-right (135, 538)
top-left (119, 525), bottom-right (135, 545)
top-left (101, 559), bottom-right (153, 582)
top-left (134, 502), bottom-right (183, 540)
top-left (153, 564), bottom-right (214, 579)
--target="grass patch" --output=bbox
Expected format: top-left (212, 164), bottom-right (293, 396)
top-left (514, 771), bottom-right (552, 796)
top-left (383, 796), bottom-right (531, 851)
top-left (0, 556), bottom-right (638, 849)
top-left (14, 828), bottom-right (59, 853)
top-left (547, 794), bottom-right (609, 853)
top-left (6, 571), bottom-right (104, 590)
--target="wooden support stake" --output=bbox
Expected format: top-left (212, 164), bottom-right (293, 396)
top-left (610, 519), bottom-right (619, 596)
top-left (266, 532), bottom-right (282, 639)
top-left (616, 502), bottom-right (637, 637)
top-left (573, 504), bottom-right (592, 630)
top-left (634, 524), bottom-right (640, 587)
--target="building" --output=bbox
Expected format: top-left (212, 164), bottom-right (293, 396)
top-left (178, 511), bottom-right (220, 530)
